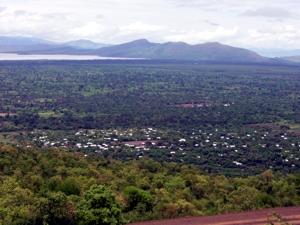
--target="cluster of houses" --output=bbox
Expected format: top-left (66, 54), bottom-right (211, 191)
top-left (176, 102), bottom-right (233, 109)
top-left (29, 127), bottom-right (300, 170)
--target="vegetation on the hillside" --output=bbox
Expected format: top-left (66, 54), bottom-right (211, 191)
top-left (0, 144), bottom-right (299, 225)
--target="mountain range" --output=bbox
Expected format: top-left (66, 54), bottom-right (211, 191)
top-left (94, 39), bottom-right (276, 63)
top-left (0, 36), bottom-right (298, 64)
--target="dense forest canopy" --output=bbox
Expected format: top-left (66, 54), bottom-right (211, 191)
top-left (0, 144), bottom-right (299, 225)
top-left (1, 61), bottom-right (300, 130)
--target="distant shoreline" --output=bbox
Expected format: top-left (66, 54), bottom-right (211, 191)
top-left (0, 53), bottom-right (142, 61)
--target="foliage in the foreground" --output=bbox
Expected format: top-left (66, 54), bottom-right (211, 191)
top-left (0, 144), bottom-right (299, 225)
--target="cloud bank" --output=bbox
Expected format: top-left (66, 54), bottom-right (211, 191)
top-left (0, 0), bottom-right (299, 49)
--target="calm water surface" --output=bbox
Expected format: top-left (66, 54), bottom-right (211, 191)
top-left (0, 53), bottom-right (137, 60)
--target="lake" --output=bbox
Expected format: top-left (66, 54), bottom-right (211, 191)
top-left (0, 53), bottom-right (139, 61)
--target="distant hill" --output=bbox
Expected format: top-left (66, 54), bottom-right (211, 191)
top-left (0, 36), bottom-right (56, 52)
top-left (281, 56), bottom-right (300, 63)
top-left (0, 36), bottom-right (284, 63)
top-left (94, 39), bottom-right (271, 63)
top-left (0, 36), bottom-right (108, 53)
top-left (64, 39), bottom-right (109, 49)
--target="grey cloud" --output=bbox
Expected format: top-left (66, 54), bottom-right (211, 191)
top-left (204, 20), bottom-right (220, 27)
top-left (43, 12), bottom-right (71, 20)
top-left (13, 10), bottom-right (41, 17)
top-left (96, 14), bottom-right (104, 19)
top-left (242, 7), bottom-right (292, 18)
top-left (14, 10), bottom-right (28, 16)
top-left (168, 0), bottom-right (242, 9)
top-left (0, 7), bottom-right (6, 13)
top-left (169, 0), bottom-right (222, 7)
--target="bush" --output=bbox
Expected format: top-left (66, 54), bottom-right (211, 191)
top-left (124, 186), bottom-right (153, 212)
top-left (58, 178), bottom-right (81, 196)
top-left (77, 185), bottom-right (124, 225)
top-left (39, 192), bottom-right (75, 225)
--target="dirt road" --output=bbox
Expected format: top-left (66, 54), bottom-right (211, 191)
top-left (130, 207), bottom-right (300, 225)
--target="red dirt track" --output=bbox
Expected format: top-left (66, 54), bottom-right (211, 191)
top-left (130, 207), bottom-right (300, 225)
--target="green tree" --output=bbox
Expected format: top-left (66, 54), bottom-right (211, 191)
top-left (77, 185), bottom-right (124, 225)
top-left (58, 178), bottom-right (81, 196)
top-left (40, 192), bottom-right (75, 225)
top-left (0, 178), bottom-right (40, 225)
top-left (124, 186), bottom-right (153, 212)
top-left (226, 186), bottom-right (262, 211)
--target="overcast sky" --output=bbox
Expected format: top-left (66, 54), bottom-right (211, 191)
top-left (0, 0), bottom-right (300, 49)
